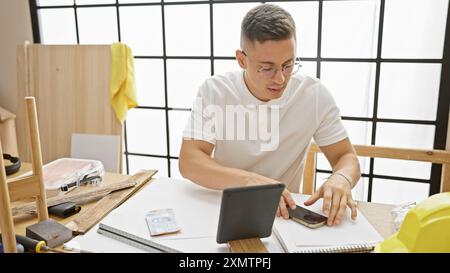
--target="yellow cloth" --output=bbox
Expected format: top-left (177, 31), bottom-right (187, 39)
top-left (110, 43), bottom-right (138, 124)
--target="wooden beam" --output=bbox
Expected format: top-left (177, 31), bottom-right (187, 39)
top-left (0, 139), bottom-right (17, 253)
top-left (11, 177), bottom-right (138, 216)
top-left (441, 163), bottom-right (450, 192)
top-left (309, 143), bottom-right (450, 164)
top-left (7, 175), bottom-right (39, 202)
top-left (66, 170), bottom-right (156, 235)
top-left (228, 238), bottom-right (268, 253)
top-left (302, 150), bottom-right (316, 195)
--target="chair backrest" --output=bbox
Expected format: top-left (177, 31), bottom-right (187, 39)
top-left (71, 133), bottom-right (121, 173)
top-left (302, 142), bottom-right (450, 195)
top-left (0, 97), bottom-right (48, 253)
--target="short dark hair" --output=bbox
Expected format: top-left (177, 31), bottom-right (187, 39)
top-left (241, 4), bottom-right (296, 47)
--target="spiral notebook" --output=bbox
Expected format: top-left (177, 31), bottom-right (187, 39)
top-left (273, 194), bottom-right (383, 253)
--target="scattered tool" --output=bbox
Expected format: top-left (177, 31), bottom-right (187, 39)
top-left (0, 242), bottom-right (25, 253)
top-left (14, 234), bottom-right (65, 253)
top-left (26, 219), bottom-right (73, 248)
top-left (0, 234), bottom-right (63, 253)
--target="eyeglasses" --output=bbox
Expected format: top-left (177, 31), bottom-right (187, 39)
top-left (241, 51), bottom-right (302, 78)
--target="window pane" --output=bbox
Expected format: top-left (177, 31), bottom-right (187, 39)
top-left (213, 2), bottom-right (259, 56)
top-left (321, 62), bottom-right (376, 117)
top-left (342, 120), bottom-right (372, 145)
top-left (376, 123), bottom-right (435, 150)
top-left (38, 8), bottom-right (77, 44)
top-left (128, 155), bottom-right (168, 177)
top-left (126, 109), bottom-right (167, 155)
top-left (214, 59), bottom-right (240, 76)
top-left (322, 0), bottom-right (379, 58)
top-left (170, 159), bottom-right (183, 179)
top-left (38, 0), bottom-right (73, 6)
top-left (134, 59), bottom-right (165, 107)
top-left (164, 0), bottom-right (204, 2)
top-left (119, 6), bottom-right (163, 56)
top-left (382, 0), bottom-right (449, 59)
top-left (298, 61), bottom-right (317, 78)
top-left (374, 158), bottom-right (431, 180)
top-left (76, 0), bottom-right (115, 4)
top-left (77, 7), bottom-right (118, 44)
top-left (169, 110), bottom-right (191, 157)
top-left (119, 0), bottom-right (160, 3)
top-left (165, 5), bottom-right (210, 56)
top-left (268, 1), bottom-right (319, 58)
top-left (167, 59), bottom-right (211, 108)
top-left (371, 179), bottom-right (429, 205)
top-left (378, 63), bottom-right (441, 121)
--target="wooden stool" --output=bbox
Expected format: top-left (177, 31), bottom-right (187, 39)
top-left (0, 97), bottom-right (48, 253)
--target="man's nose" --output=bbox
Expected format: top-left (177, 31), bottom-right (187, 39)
top-left (272, 69), bottom-right (285, 85)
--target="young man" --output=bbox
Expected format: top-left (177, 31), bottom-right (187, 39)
top-left (179, 4), bottom-right (361, 226)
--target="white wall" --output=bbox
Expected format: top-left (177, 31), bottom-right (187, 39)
top-left (0, 0), bottom-right (33, 114)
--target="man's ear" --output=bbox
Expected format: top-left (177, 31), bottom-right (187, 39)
top-left (235, 50), bottom-right (246, 69)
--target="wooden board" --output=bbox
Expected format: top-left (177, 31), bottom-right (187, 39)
top-left (228, 238), bottom-right (268, 253)
top-left (11, 176), bottom-right (138, 216)
top-left (16, 44), bottom-right (122, 167)
top-left (66, 170), bottom-right (157, 235)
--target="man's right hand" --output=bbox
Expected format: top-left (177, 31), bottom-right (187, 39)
top-left (276, 189), bottom-right (296, 219)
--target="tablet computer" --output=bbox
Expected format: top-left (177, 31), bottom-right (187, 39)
top-left (216, 183), bottom-right (285, 244)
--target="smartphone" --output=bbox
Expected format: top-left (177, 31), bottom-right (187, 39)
top-left (287, 205), bottom-right (328, 229)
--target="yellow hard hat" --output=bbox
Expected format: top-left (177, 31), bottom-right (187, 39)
top-left (375, 192), bottom-right (450, 253)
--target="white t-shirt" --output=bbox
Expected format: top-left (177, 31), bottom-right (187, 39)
top-left (183, 70), bottom-right (348, 193)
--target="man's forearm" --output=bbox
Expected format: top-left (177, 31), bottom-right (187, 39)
top-left (179, 149), bottom-right (276, 190)
top-left (331, 153), bottom-right (361, 188)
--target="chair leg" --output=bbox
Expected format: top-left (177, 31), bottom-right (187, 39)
top-left (0, 140), bottom-right (17, 253)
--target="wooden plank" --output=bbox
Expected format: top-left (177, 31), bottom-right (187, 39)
top-left (25, 97), bottom-right (48, 221)
top-left (11, 177), bottom-right (138, 216)
top-left (0, 139), bottom-right (18, 253)
top-left (66, 170), bottom-right (157, 235)
top-left (441, 163), bottom-right (450, 192)
top-left (302, 150), bottom-right (316, 195)
top-left (7, 175), bottom-right (39, 202)
top-left (228, 238), bottom-right (268, 253)
top-left (16, 45), bottom-right (122, 166)
top-left (309, 143), bottom-right (450, 164)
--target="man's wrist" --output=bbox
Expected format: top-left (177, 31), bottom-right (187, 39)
top-left (331, 172), bottom-right (353, 189)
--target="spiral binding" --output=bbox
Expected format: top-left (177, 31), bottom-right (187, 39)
top-left (295, 243), bottom-right (375, 253)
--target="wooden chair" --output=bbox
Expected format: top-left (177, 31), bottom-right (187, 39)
top-left (302, 142), bottom-right (450, 195)
top-left (0, 97), bottom-right (48, 253)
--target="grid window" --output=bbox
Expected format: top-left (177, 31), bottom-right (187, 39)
top-left (378, 63), bottom-right (441, 121)
top-left (133, 59), bottom-right (165, 107)
top-left (382, 0), bottom-right (449, 59)
top-left (169, 110), bottom-right (191, 157)
top-left (371, 179), bottom-right (430, 205)
top-left (126, 108), bottom-right (167, 156)
top-left (37, 0), bottom-right (73, 6)
top-left (119, 6), bottom-right (163, 56)
top-left (167, 59), bottom-right (211, 108)
top-left (164, 5), bottom-right (210, 56)
top-left (321, 0), bottom-right (379, 58)
top-left (77, 7), bottom-right (118, 44)
top-left (38, 8), bottom-right (77, 44)
top-left (213, 2), bottom-right (259, 57)
top-left (320, 62), bottom-right (376, 117)
top-left (31, 0), bottom-right (450, 204)
top-left (268, 1), bottom-right (319, 58)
